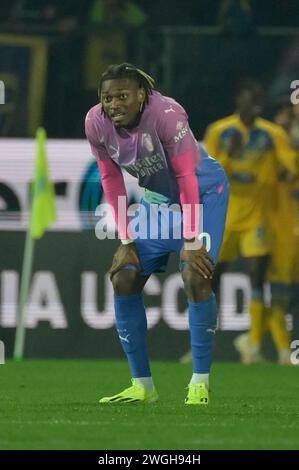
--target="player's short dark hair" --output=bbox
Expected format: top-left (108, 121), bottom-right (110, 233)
top-left (98, 63), bottom-right (155, 104)
top-left (235, 78), bottom-right (264, 98)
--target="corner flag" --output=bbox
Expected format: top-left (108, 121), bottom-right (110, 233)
top-left (31, 127), bottom-right (56, 238)
top-left (14, 127), bottom-right (56, 360)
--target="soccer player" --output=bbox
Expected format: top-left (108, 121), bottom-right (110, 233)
top-left (204, 80), bottom-right (299, 364)
top-left (267, 102), bottom-right (299, 364)
top-left (85, 63), bottom-right (229, 404)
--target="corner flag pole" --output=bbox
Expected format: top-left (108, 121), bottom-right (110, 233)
top-left (13, 128), bottom-right (56, 360)
top-left (13, 227), bottom-right (35, 360)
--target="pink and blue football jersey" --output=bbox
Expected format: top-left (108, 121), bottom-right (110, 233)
top-left (85, 91), bottom-right (229, 273)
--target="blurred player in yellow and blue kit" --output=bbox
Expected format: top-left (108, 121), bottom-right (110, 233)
top-left (266, 102), bottom-right (299, 364)
top-left (204, 80), bottom-right (299, 363)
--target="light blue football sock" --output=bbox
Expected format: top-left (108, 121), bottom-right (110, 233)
top-left (188, 294), bottom-right (217, 373)
top-left (114, 294), bottom-right (151, 378)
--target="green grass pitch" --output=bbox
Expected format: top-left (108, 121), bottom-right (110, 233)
top-left (0, 360), bottom-right (298, 450)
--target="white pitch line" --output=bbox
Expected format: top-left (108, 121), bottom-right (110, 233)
top-left (1, 421), bottom-right (299, 430)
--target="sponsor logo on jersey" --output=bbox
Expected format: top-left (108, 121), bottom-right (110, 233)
top-left (174, 123), bottom-right (189, 143)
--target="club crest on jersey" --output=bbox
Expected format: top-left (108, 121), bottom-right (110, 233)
top-left (142, 133), bottom-right (154, 153)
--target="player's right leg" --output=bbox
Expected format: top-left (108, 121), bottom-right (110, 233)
top-left (233, 225), bottom-right (270, 364)
top-left (99, 268), bottom-right (159, 404)
top-left (99, 199), bottom-right (171, 404)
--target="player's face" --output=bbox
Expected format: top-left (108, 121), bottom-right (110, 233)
top-left (237, 88), bottom-right (264, 121)
top-left (101, 78), bottom-right (145, 128)
top-left (274, 106), bottom-right (293, 133)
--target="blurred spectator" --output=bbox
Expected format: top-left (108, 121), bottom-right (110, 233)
top-left (88, 0), bottom-right (146, 29)
top-left (0, 1), bottom-right (16, 22)
top-left (41, 1), bottom-right (90, 136)
top-left (1, 1), bottom-right (88, 34)
top-left (254, 0), bottom-right (299, 27)
top-left (84, 0), bottom-right (146, 100)
top-left (217, 0), bottom-right (255, 35)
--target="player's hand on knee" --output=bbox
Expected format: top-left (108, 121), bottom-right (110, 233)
top-left (109, 242), bottom-right (142, 280)
top-left (180, 242), bottom-right (215, 279)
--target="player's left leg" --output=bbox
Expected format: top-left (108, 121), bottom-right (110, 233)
top-left (268, 282), bottom-right (291, 365)
top-left (243, 254), bottom-right (269, 362)
top-left (182, 268), bottom-right (215, 405)
top-left (181, 179), bottom-right (230, 405)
